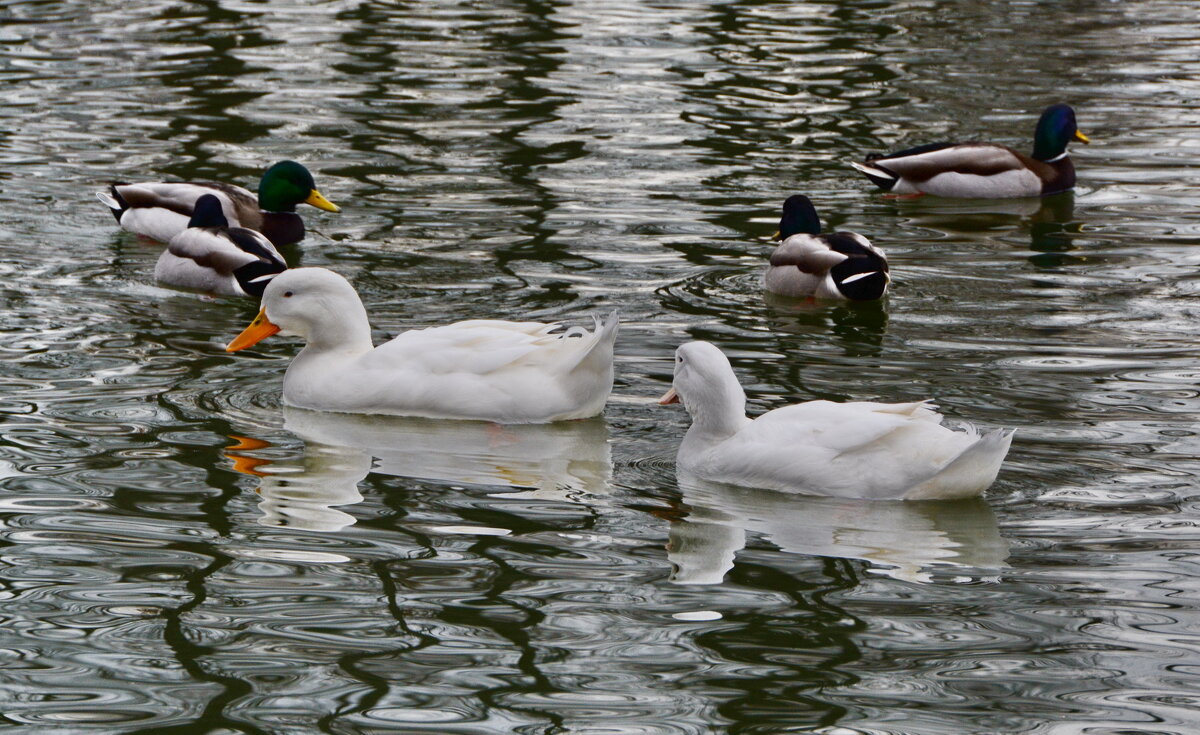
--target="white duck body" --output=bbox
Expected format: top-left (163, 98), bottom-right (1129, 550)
top-left (663, 341), bottom-right (1013, 500)
top-left (229, 268), bottom-right (619, 423)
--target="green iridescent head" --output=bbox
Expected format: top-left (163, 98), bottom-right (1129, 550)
top-left (776, 195), bottom-right (821, 240)
top-left (1032, 104), bottom-right (1090, 162)
top-left (257, 160), bottom-right (340, 213)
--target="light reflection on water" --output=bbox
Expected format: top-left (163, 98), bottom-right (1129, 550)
top-left (2, 0), bottom-right (1200, 732)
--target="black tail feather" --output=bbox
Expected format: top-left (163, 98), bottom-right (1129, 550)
top-left (857, 166), bottom-right (898, 191)
top-left (106, 184), bottom-right (129, 223)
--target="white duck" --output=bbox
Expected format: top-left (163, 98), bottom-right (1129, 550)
top-left (658, 341), bottom-right (1013, 500)
top-left (226, 267), bottom-right (619, 423)
top-left (156, 194), bottom-right (287, 298)
top-left (763, 195), bottom-right (889, 301)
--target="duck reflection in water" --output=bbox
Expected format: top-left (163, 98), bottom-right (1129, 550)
top-left (668, 475), bottom-right (1008, 585)
top-left (226, 435), bottom-right (366, 532)
top-left (227, 409), bottom-right (613, 532)
top-left (881, 191), bottom-right (1079, 265)
top-left (1026, 192), bottom-right (1084, 268)
top-left (762, 293), bottom-right (889, 357)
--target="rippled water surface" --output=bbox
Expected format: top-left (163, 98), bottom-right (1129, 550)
top-left (3, 0), bottom-right (1200, 732)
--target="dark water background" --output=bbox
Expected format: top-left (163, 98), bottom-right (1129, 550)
top-left (2, 0), bottom-right (1200, 732)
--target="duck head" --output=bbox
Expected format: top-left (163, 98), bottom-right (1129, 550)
top-left (227, 267), bottom-right (372, 353)
top-left (1032, 104), bottom-right (1090, 162)
top-left (774, 194), bottom-right (821, 241)
top-left (658, 341), bottom-right (747, 435)
top-left (188, 193), bottom-right (229, 228)
top-left (257, 161), bottom-right (341, 213)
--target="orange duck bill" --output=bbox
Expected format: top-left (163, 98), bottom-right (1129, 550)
top-left (658, 387), bottom-right (680, 405)
top-left (227, 307), bottom-right (281, 352)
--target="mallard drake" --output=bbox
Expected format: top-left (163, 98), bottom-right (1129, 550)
top-left (155, 194), bottom-right (287, 298)
top-left (658, 341), bottom-right (1014, 500)
top-left (763, 195), bottom-right (889, 301)
top-left (850, 104), bottom-right (1089, 198)
top-left (97, 160), bottom-right (339, 246)
top-left (226, 267), bottom-right (619, 423)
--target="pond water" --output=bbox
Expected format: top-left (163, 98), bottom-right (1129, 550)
top-left (2, 0), bottom-right (1200, 732)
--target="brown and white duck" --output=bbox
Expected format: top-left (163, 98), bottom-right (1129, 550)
top-left (850, 104), bottom-right (1089, 198)
top-left (763, 195), bottom-right (889, 301)
top-left (155, 194), bottom-right (287, 299)
top-left (97, 160), bottom-right (339, 246)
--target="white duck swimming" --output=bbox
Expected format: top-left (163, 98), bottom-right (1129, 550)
top-left (97, 160), bottom-right (339, 246)
top-left (658, 341), bottom-right (1013, 500)
top-left (156, 194), bottom-right (287, 298)
top-left (763, 195), bottom-right (889, 301)
top-left (226, 267), bottom-right (619, 423)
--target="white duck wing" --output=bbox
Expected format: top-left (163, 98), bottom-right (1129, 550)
top-left (747, 400), bottom-right (944, 456)
top-left (768, 235), bottom-right (848, 273)
top-left (317, 315), bottom-right (617, 422)
top-left (368, 315), bottom-right (617, 374)
top-left (368, 320), bottom-right (568, 374)
top-left (700, 400), bottom-right (975, 498)
top-left (905, 427), bottom-right (1014, 500)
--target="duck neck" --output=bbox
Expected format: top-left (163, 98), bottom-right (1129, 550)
top-left (683, 379), bottom-right (750, 442)
top-left (258, 212), bottom-right (304, 247)
top-left (297, 303), bottom-right (375, 357)
top-left (1041, 156), bottom-right (1076, 195)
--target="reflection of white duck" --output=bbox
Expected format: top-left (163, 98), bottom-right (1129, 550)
top-left (668, 476), bottom-right (1008, 585)
top-left (659, 341), bottom-right (1014, 500)
top-left (253, 444), bottom-right (367, 532)
top-left (282, 407), bottom-right (613, 499)
top-left (232, 411), bottom-right (614, 532)
top-left (227, 267), bottom-right (619, 423)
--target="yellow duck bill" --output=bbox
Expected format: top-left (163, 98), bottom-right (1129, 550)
top-left (305, 189), bottom-right (340, 212)
top-left (227, 307), bottom-right (281, 352)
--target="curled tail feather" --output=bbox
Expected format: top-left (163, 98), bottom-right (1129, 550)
top-left (849, 161), bottom-right (898, 191)
top-left (96, 184), bottom-right (130, 223)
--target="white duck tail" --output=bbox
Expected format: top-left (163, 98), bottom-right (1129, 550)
top-left (564, 311), bottom-right (619, 372)
top-left (551, 311), bottom-right (618, 421)
top-left (905, 427), bottom-right (1015, 501)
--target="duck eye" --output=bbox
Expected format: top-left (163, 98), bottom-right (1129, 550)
top-left (283, 291), bottom-right (294, 298)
